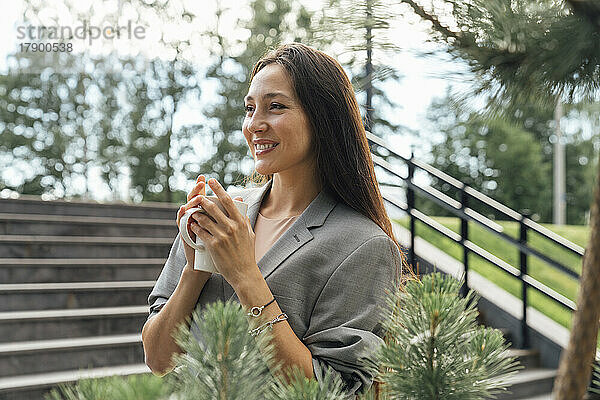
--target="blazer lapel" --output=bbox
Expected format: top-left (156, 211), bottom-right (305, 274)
top-left (226, 180), bottom-right (338, 301)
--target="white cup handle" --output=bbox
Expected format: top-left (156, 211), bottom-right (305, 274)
top-left (178, 208), bottom-right (206, 251)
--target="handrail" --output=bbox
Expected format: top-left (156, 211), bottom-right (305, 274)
top-left (372, 153), bottom-right (580, 278)
top-left (367, 131), bottom-right (583, 348)
top-left (368, 132), bottom-right (584, 256)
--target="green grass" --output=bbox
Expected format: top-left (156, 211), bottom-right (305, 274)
top-left (394, 216), bottom-right (588, 331)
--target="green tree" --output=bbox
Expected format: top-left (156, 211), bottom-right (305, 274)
top-left (398, 1), bottom-right (600, 397)
top-left (0, 52), bottom-right (98, 198)
top-left (374, 273), bottom-right (518, 399)
top-left (118, 56), bottom-right (200, 203)
top-left (422, 92), bottom-right (552, 221)
top-left (0, 51), bottom-right (200, 203)
top-left (315, 0), bottom-right (404, 138)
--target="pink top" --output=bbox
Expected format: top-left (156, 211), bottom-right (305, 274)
top-left (254, 211), bottom-right (299, 263)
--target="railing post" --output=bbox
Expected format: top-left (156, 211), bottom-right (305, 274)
top-left (407, 154), bottom-right (416, 272)
top-left (520, 214), bottom-right (530, 348)
top-left (460, 187), bottom-right (469, 297)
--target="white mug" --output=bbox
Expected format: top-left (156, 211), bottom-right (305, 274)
top-left (178, 196), bottom-right (248, 273)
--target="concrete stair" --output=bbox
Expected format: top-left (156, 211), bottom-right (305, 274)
top-left (0, 258), bottom-right (165, 283)
top-left (0, 281), bottom-right (155, 311)
top-left (484, 322), bottom-right (556, 399)
top-left (0, 213), bottom-right (178, 237)
top-left (496, 346), bottom-right (556, 399)
top-left (0, 196), bottom-right (178, 399)
top-left (0, 334), bottom-right (143, 377)
top-left (0, 235), bottom-right (173, 258)
top-left (0, 306), bottom-right (148, 342)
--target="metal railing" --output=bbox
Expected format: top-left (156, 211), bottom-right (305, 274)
top-left (367, 132), bottom-right (584, 348)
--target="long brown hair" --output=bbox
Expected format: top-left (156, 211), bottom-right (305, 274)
top-left (243, 42), bottom-right (407, 282)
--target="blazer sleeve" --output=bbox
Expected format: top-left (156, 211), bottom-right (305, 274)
top-left (147, 233), bottom-right (187, 320)
top-left (303, 234), bottom-right (399, 396)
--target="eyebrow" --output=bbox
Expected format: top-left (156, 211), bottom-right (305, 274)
top-left (244, 92), bottom-right (292, 102)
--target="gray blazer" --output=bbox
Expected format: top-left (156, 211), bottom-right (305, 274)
top-left (147, 179), bottom-right (401, 395)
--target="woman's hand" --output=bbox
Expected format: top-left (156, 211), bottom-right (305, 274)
top-left (189, 178), bottom-right (258, 288)
top-left (176, 175), bottom-right (208, 269)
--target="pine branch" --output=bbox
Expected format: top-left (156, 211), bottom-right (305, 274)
top-left (401, 0), bottom-right (461, 41)
top-left (374, 273), bottom-right (520, 399)
top-left (167, 301), bottom-right (277, 400)
top-left (566, 0), bottom-right (600, 30)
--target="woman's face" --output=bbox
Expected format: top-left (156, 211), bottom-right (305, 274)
top-left (242, 64), bottom-right (315, 177)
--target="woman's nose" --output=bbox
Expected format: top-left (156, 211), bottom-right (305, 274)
top-left (247, 111), bottom-right (267, 133)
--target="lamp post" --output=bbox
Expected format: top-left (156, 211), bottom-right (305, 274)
top-left (553, 95), bottom-right (566, 225)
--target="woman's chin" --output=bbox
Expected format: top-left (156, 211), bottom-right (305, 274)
top-left (254, 163), bottom-right (276, 176)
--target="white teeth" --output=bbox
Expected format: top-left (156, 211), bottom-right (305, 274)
top-left (256, 143), bottom-right (278, 150)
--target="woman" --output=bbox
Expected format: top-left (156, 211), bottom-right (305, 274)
top-left (142, 42), bottom-right (404, 396)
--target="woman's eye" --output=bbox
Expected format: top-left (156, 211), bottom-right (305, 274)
top-left (244, 105), bottom-right (254, 113)
top-left (270, 103), bottom-right (285, 110)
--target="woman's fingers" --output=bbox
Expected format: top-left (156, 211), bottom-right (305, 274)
top-left (186, 179), bottom-right (205, 202)
top-left (180, 175), bottom-right (206, 226)
top-left (206, 179), bottom-right (242, 222)
top-left (191, 212), bottom-right (218, 236)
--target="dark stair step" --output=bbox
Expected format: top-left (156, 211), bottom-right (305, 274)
top-left (0, 196), bottom-right (178, 219)
top-left (505, 348), bottom-right (540, 370)
top-left (0, 235), bottom-right (173, 258)
top-left (0, 364), bottom-right (149, 400)
top-left (496, 368), bottom-right (557, 399)
top-left (0, 213), bottom-right (177, 237)
top-left (0, 281), bottom-right (155, 311)
top-left (0, 258), bottom-right (165, 283)
top-left (0, 334), bottom-right (143, 377)
top-left (0, 306), bottom-right (148, 343)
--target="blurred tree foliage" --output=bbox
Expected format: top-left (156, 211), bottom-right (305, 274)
top-left (421, 92), bottom-right (598, 224)
top-left (314, 0), bottom-right (405, 139)
top-left (0, 0), bottom-right (203, 202)
top-left (0, 51), bottom-right (199, 203)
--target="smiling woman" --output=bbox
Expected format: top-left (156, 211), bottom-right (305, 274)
top-left (142, 42), bottom-right (406, 398)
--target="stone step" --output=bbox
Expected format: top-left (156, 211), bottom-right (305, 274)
top-left (0, 196), bottom-right (178, 219)
top-left (0, 281), bottom-right (155, 311)
top-left (0, 258), bottom-right (165, 283)
top-left (0, 363), bottom-right (150, 400)
top-left (496, 368), bottom-right (557, 399)
top-left (506, 348), bottom-right (540, 370)
top-left (0, 213), bottom-right (177, 237)
top-left (0, 306), bottom-right (148, 343)
top-left (0, 334), bottom-right (143, 378)
top-left (0, 235), bottom-right (173, 258)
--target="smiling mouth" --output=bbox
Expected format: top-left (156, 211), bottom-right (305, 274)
top-left (255, 143), bottom-right (279, 152)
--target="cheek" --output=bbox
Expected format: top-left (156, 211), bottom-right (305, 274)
top-left (242, 123), bottom-right (253, 146)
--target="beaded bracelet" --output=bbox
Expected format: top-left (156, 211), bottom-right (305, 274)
top-left (249, 313), bottom-right (288, 337)
top-left (247, 297), bottom-right (276, 317)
